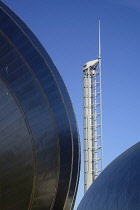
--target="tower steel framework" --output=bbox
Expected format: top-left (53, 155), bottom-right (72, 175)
top-left (83, 20), bottom-right (103, 193)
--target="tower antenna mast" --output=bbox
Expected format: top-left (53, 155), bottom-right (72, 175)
top-left (83, 19), bottom-right (103, 193)
top-left (98, 18), bottom-right (101, 59)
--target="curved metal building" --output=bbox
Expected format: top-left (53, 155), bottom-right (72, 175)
top-left (77, 142), bottom-right (140, 210)
top-left (0, 2), bottom-right (80, 210)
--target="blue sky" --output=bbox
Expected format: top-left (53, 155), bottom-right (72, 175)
top-left (2, 0), bottom-right (140, 209)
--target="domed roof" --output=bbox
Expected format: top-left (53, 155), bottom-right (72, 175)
top-left (78, 142), bottom-right (140, 210)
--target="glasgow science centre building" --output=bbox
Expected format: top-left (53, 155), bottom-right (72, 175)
top-left (0, 1), bottom-right (80, 210)
top-left (1, 1), bottom-right (140, 210)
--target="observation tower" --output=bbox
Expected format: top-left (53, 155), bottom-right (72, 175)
top-left (83, 19), bottom-right (103, 193)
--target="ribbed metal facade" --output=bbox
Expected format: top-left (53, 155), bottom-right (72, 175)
top-left (0, 2), bottom-right (80, 210)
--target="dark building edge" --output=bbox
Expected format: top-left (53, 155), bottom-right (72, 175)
top-left (0, 2), bottom-right (80, 209)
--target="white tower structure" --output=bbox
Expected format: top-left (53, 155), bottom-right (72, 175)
top-left (83, 19), bottom-right (103, 193)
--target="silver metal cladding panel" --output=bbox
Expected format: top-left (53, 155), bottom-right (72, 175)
top-left (78, 142), bottom-right (140, 210)
top-left (0, 79), bottom-right (34, 210)
top-left (0, 1), bottom-right (80, 210)
top-left (0, 32), bottom-right (59, 209)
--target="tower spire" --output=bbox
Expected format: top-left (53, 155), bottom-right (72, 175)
top-left (98, 18), bottom-right (101, 60)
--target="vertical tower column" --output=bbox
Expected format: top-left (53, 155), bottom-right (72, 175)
top-left (83, 66), bottom-right (93, 192)
top-left (83, 59), bottom-right (103, 193)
